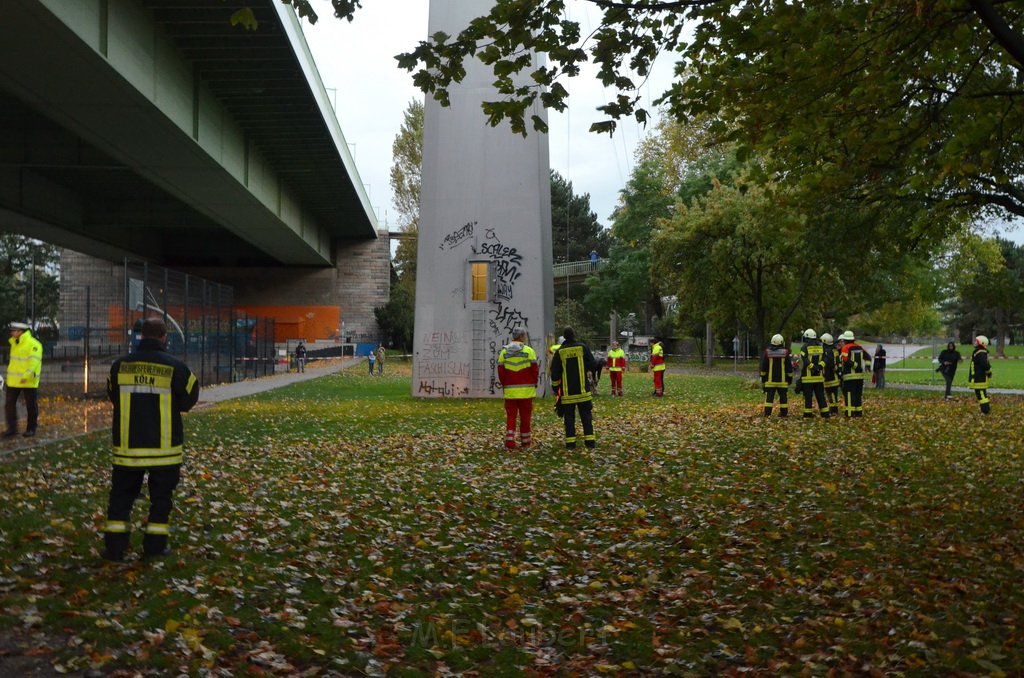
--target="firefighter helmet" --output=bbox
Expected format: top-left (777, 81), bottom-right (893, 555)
top-left (840, 330), bottom-right (855, 341)
top-left (802, 328), bottom-right (817, 340)
top-left (770, 334), bottom-right (784, 346)
top-left (975, 335), bottom-right (989, 347)
top-left (821, 333), bottom-right (834, 345)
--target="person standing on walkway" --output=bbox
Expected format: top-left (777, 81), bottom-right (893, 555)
top-left (590, 249), bottom-right (599, 271)
top-left (367, 349), bottom-right (376, 375)
top-left (872, 344), bottom-right (887, 388)
top-left (821, 333), bottom-right (841, 416)
top-left (294, 341), bottom-right (307, 373)
top-left (3, 321), bottom-right (42, 439)
top-left (376, 345), bottom-right (386, 375)
top-left (838, 331), bottom-right (870, 417)
top-left (650, 338), bottom-right (666, 396)
top-left (968, 335), bottom-right (992, 415)
top-left (799, 329), bottom-right (830, 418)
top-left (606, 340), bottom-right (627, 396)
top-left (102, 317), bottom-right (199, 561)
top-left (759, 333), bottom-right (792, 417)
top-left (550, 326), bottom-right (597, 449)
top-left (937, 341), bottom-right (963, 400)
top-left (497, 327), bottom-right (539, 449)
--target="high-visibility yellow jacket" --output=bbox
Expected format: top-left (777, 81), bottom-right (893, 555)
top-left (607, 347), bottom-right (627, 372)
top-left (800, 341), bottom-right (826, 384)
top-left (107, 338), bottom-right (199, 467)
top-left (650, 342), bottom-right (666, 372)
top-left (551, 341), bottom-right (596, 405)
top-left (6, 329), bottom-right (42, 388)
top-left (497, 342), bottom-right (539, 399)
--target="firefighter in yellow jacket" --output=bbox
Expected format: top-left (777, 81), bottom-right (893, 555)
top-left (798, 329), bottom-right (830, 418)
top-left (102, 318), bottom-right (199, 561)
top-left (4, 321), bottom-right (43, 438)
top-left (550, 327), bottom-right (597, 449)
top-left (497, 327), bottom-right (539, 449)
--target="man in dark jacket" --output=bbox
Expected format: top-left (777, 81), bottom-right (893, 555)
top-left (102, 317), bottom-right (199, 561)
top-left (937, 341), bottom-right (962, 400)
top-left (550, 326), bottom-right (597, 449)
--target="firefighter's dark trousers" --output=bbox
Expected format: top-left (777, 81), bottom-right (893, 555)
top-left (802, 382), bottom-right (829, 418)
top-left (842, 379), bottom-right (865, 417)
top-left (974, 387), bottom-right (991, 415)
top-left (104, 464), bottom-right (180, 558)
top-left (763, 386), bottom-right (788, 416)
top-left (563, 400), bottom-right (595, 448)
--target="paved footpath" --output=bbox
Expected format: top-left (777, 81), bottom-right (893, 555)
top-left (196, 357), bottom-right (362, 404)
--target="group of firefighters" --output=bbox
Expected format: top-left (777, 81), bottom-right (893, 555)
top-left (495, 331), bottom-right (667, 450)
top-left (760, 329), bottom-right (995, 418)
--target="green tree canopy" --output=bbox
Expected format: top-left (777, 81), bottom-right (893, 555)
top-left (0, 234), bottom-right (59, 328)
top-left (286, 0), bottom-right (1024, 236)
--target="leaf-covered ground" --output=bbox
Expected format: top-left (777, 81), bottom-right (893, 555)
top-left (1, 364), bottom-right (1022, 676)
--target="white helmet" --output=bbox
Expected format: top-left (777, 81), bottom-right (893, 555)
top-left (821, 333), bottom-right (834, 345)
top-left (770, 333), bottom-right (784, 346)
top-left (975, 335), bottom-right (989, 347)
top-left (840, 330), bottom-right (855, 341)
top-left (802, 328), bottom-right (817, 340)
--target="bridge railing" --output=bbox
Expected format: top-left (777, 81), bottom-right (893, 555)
top-left (553, 259), bottom-right (607, 278)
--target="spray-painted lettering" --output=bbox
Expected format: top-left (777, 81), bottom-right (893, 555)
top-left (439, 221), bottom-right (476, 250)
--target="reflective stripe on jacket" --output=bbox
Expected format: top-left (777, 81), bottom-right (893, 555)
top-left (7, 330), bottom-right (43, 388)
top-left (840, 343), bottom-right (869, 380)
top-left (800, 341), bottom-right (825, 383)
top-left (968, 347), bottom-right (991, 389)
top-left (650, 343), bottom-right (666, 371)
top-left (607, 348), bottom-right (627, 371)
top-left (107, 339), bottom-right (199, 467)
top-left (551, 342), bottom-right (596, 405)
top-left (760, 347), bottom-right (791, 387)
top-left (497, 343), bottom-right (539, 399)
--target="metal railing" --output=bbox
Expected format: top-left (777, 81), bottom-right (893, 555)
top-left (553, 259), bottom-right (607, 278)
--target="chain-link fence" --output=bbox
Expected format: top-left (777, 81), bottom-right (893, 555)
top-left (2, 255), bottom-right (276, 396)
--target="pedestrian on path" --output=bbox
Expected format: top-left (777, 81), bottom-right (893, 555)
top-left (294, 341), bottom-right (306, 373)
top-left (376, 345), bottom-right (386, 375)
top-left (497, 327), bottom-right (538, 449)
top-left (102, 317), bottom-right (199, 561)
top-left (937, 341), bottom-right (963, 400)
top-left (968, 336), bottom-right (992, 415)
top-left (872, 344), bottom-right (887, 388)
top-left (368, 350), bottom-right (376, 375)
top-left (3, 321), bottom-right (42, 439)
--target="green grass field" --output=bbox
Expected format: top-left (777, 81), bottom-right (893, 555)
top-left (1, 363), bottom-right (1022, 675)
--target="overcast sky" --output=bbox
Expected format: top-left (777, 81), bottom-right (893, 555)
top-left (299, 0), bottom-right (677, 240)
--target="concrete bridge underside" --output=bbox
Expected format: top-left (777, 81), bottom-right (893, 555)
top-left (0, 0), bottom-right (377, 267)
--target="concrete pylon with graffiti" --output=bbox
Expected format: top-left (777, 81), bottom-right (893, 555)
top-left (412, 1), bottom-right (555, 398)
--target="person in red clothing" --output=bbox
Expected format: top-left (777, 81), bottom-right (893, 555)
top-left (650, 338), bottom-right (666, 396)
top-left (606, 341), bottom-right (627, 396)
top-left (496, 327), bottom-right (539, 449)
